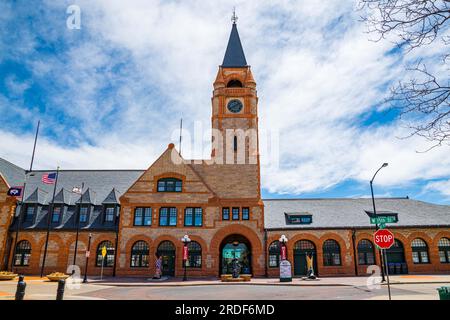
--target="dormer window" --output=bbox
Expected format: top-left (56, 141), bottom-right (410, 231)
top-left (104, 206), bottom-right (115, 222)
top-left (285, 213), bottom-right (312, 225)
top-left (24, 205), bottom-right (35, 222)
top-left (79, 206), bottom-right (89, 223)
top-left (51, 206), bottom-right (62, 223)
top-left (157, 178), bottom-right (182, 192)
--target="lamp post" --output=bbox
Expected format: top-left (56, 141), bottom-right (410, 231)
top-left (278, 235), bottom-right (291, 282)
top-left (83, 233), bottom-right (92, 283)
top-left (279, 235), bottom-right (288, 261)
top-left (181, 235), bottom-right (191, 281)
top-left (370, 162), bottom-right (388, 282)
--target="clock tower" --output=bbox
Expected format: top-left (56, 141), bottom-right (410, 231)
top-left (210, 19), bottom-right (259, 165)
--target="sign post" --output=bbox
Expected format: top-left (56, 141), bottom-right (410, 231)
top-left (373, 229), bottom-right (394, 300)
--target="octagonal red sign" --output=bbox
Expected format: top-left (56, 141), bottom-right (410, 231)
top-left (373, 229), bottom-right (395, 249)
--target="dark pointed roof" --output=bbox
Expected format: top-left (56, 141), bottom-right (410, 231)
top-left (76, 188), bottom-right (96, 204)
top-left (221, 23), bottom-right (248, 68)
top-left (51, 188), bottom-right (72, 204)
top-left (102, 188), bottom-right (121, 204)
top-left (24, 188), bottom-right (48, 204)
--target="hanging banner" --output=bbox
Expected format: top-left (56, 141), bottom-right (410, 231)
top-left (183, 246), bottom-right (189, 261)
top-left (281, 245), bottom-right (287, 260)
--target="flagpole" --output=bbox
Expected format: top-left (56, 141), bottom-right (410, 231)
top-left (72, 182), bottom-right (84, 271)
top-left (40, 166), bottom-right (60, 278)
top-left (10, 120), bottom-right (40, 272)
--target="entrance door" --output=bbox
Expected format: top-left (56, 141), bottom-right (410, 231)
top-left (220, 235), bottom-right (252, 275)
top-left (157, 241), bottom-right (176, 276)
top-left (386, 239), bottom-right (408, 275)
top-left (293, 240), bottom-right (318, 276)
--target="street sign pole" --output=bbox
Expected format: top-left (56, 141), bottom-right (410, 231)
top-left (383, 249), bottom-right (392, 300)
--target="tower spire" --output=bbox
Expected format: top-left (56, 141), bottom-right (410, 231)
top-left (221, 9), bottom-right (247, 68)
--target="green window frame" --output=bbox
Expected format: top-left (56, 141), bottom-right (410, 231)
top-left (157, 178), bottom-right (182, 192)
top-left (222, 208), bottom-right (230, 220)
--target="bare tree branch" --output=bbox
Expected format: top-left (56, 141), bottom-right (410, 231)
top-left (359, 0), bottom-right (450, 149)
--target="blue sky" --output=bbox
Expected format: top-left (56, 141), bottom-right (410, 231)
top-left (0, 0), bottom-right (449, 204)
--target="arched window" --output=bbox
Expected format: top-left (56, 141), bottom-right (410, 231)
top-left (411, 238), bottom-right (429, 264)
top-left (268, 241), bottom-right (281, 268)
top-left (357, 239), bottom-right (375, 265)
top-left (96, 241), bottom-right (115, 267)
top-left (14, 240), bottom-right (31, 266)
top-left (131, 241), bottom-right (149, 268)
top-left (227, 79), bottom-right (243, 88)
top-left (187, 241), bottom-right (202, 268)
top-left (438, 238), bottom-right (450, 263)
top-left (157, 178), bottom-right (182, 192)
top-left (323, 239), bottom-right (341, 266)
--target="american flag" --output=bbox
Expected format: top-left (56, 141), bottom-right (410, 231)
top-left (42, 172), bottom-right (57, 184)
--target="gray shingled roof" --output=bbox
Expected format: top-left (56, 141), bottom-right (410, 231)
top-left (263, 198), bottom-right (450, 229)
top-left (0, 158), bottom-right (25, 187)
top-left (222, 23), bottom-right (248, 67)
top-left (21, 170), bottom-right (143, 205)
top-left (5, 168), bottom-right (143, 231)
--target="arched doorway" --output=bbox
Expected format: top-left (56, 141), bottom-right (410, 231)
top-left (386, 239), bottom-right (408, 274)
top-left (157, 241), bottom-right (176, 276)
top-left (220, 235), bottom-right (252, 275)
top-left (293, 240), bottom-right (318, 276)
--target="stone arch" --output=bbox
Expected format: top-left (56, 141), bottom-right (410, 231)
top-left (432, 231), bottom-right (450, 248)
top-left (210, 225), bottom-right (263, 276)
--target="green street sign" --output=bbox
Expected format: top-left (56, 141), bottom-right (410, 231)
top-left (378, 223), bottom-right (386, 229)
top-left (370, 216), bottom-right (397, 225)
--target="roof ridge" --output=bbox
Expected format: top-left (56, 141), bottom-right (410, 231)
top-left (0, 157), bottom-right (26, 172)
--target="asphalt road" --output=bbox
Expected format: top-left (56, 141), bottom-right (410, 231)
top-left (77, 283), bottom-right (440, 300)
top-left (0, 281), bottom-right (442, 300)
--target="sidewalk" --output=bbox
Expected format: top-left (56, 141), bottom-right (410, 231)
top-left (85, 274), bottom-right (450, 287)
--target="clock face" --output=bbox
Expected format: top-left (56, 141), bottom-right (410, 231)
top-left (227, 99), bottom-right (243, 113)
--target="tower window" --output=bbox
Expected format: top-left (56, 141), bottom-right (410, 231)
top-left (233, 136), bottom-right (238, 152)
top-left (227, 79), bottom-right (243, 88)
top-left (157, 178), bottom-right (182, 192)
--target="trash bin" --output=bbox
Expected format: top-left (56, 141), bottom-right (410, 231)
top-left (437, 287), bottom-right (450, 300)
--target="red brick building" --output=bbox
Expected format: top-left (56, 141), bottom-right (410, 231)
top-left (0, 21), bottom-right (449, 279)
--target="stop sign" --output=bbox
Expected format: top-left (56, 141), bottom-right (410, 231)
top-left (373, 229), bottom-right (395, 249)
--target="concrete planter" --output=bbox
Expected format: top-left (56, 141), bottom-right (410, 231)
top-left (0, 273), bottom-right (18, 281)
top-left (46, 274), bottom-right (70, 282)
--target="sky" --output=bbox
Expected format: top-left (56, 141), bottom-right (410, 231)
top-left (0, 0), bottom-right (449, 204)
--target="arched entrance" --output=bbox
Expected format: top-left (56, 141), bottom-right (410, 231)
top-left (220, 234), bottom-right (252, 275)
top-left (293, 240), bottom-right (318, 276)
top-left (157, 241), bottom-right (176, 276)
top-left (386, 239), bottom-right (408, 274)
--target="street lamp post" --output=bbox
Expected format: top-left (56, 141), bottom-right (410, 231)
top-left (181, 235), bottom-right (191, 281)
top-left (278, 235), bottom-right (291, 282)
top-left (83, 233), bottom-right (92, 283)
top-left (370, 163), bottom-right (388, 283)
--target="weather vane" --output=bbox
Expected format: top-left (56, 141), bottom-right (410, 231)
top-left (231, 7), bottom-right (238, 24)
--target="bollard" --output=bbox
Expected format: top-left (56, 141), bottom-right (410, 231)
top-left (56, 279), bottom-right (65, 300)
top-left (15, 275), bottom-right (26, 300)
